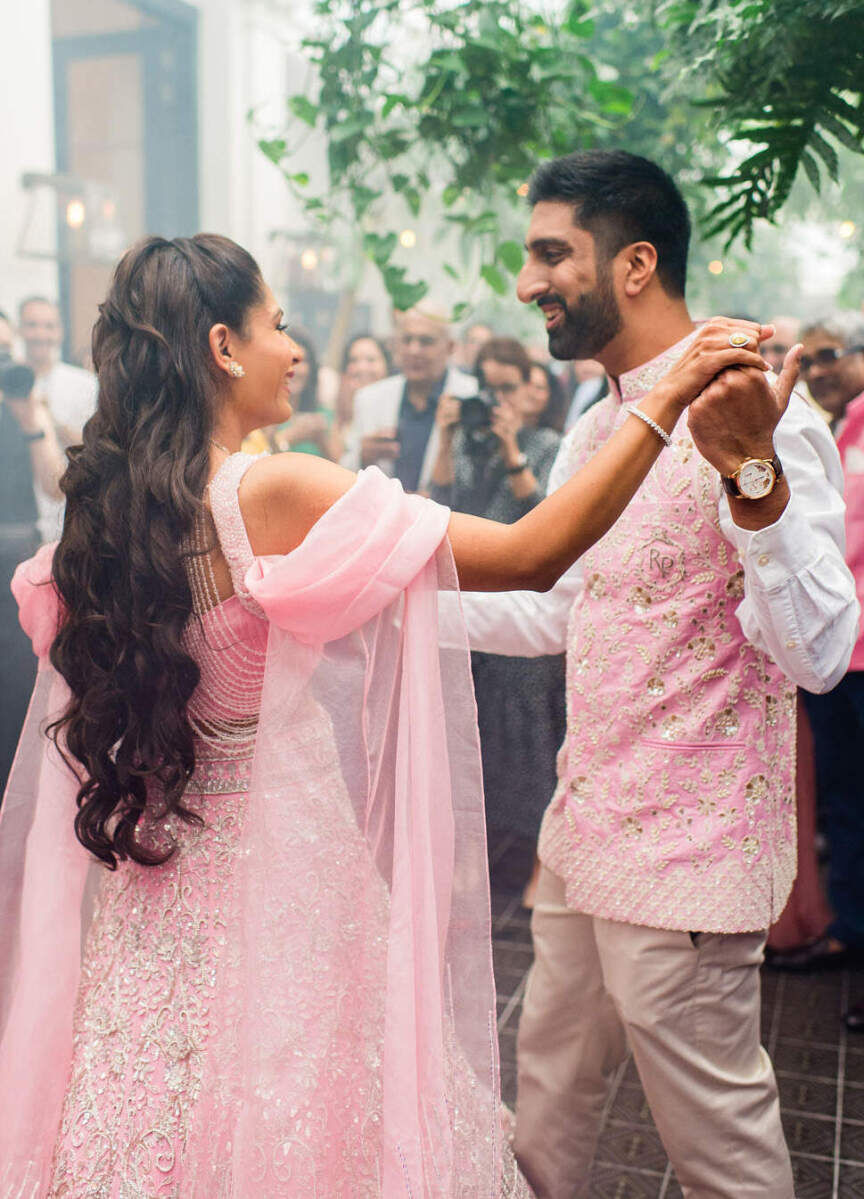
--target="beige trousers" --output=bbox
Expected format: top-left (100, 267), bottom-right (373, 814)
top-left (514, 867), bottom-right (794, 1199)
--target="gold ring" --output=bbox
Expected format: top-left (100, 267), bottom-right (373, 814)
top-left (728, 332), bottom-right (752, 348)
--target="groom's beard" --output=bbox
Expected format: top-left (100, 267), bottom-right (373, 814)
top-left (542, 266), bottom-right (622, 362)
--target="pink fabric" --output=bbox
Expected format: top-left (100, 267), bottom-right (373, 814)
top-left (0, 467), bottom-right (510, 1197)
top-left (540, 338), bottom-right (797, 934)
top-left (767, 695), bottom-right (832, 951)
top-left (12, 541), bottom-right (62, 657)
top-left (0, 549), bottom-right (90, 1198)
top-left (836, 390), bottom-right (864, 671)
top-left (195, 468), bottom-right (502, 1196)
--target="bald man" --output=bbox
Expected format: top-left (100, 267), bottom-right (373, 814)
top-left (341, 307), bottom-right (476, 492)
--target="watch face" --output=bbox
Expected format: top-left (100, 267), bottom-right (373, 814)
top-left (737, 459), bottom-right (776, 499)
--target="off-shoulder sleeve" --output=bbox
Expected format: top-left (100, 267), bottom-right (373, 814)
top-left (10, 543), bottom-right (62, 660)
top-left (244, 468), bottom-right (450, 646)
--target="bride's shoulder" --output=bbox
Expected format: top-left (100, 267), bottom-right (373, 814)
top-left (238, 451), bottom-right (356, 557)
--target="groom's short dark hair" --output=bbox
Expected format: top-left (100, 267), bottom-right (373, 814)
top-left (529, 150), bottom-right (691, 299)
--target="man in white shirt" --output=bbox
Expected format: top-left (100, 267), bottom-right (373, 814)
top-left (458, 150), bottom-right (857, 1198)
top-left (19, 297), bottom-right (98, 541)
top-left (341, 306), bottom-right (476, 493)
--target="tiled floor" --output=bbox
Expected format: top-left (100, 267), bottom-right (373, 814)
top-left (489, 832), bottom-right (864, 1198)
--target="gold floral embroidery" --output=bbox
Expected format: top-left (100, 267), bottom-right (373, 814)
top-left (546, 371), bottom-right (796, 934)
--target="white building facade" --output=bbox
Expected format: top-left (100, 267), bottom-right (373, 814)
top-left (1, 0), bottom-right (378, 360)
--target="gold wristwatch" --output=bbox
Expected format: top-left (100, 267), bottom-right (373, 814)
top-left (722, 453), bottom-right (783, 500)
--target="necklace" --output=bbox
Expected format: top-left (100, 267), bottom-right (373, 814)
top-left (210, 437), bottom-right (232, 456)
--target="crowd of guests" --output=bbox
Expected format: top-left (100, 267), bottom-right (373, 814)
top-left (0, 299), bottom-right (94, 790)
top-left (3, 291), bottom-right (864, 1002)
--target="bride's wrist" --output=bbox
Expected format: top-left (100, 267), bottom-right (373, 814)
top-left (638, 383), bottom-right (686, 434)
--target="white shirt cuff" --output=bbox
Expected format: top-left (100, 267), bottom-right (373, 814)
top-left (728, 502), bottom-right (821, 590)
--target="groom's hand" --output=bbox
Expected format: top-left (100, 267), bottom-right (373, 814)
top-left (687, 346), bottom-right (802, 530)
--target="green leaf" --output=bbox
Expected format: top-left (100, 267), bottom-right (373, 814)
top-left (480, 263), bottom-right (508, 295)
top-left (809, 129), bottom-right (840, 181)
top-left (350, 185), bottom-right (381, 216)
top-left (588, 80), bottom-right (634, 116)
top-left (442, 184), bottom-right (461, 208)
top-left (443, 263), bottom-right (460, 280)
top-left (363, 231), bottom-right (397, 264)
top-left (331, 118), bottom-right (367, 144)
top-left (819, 111), bottom-right (863, 154)
top-left (496, 240), bottom-right (524, 273)
top-left (404, 187), bottom-right (422, 217)
top-left (388, 277), bottom-right (429, 311)
top-left (451, 301), bottom-right (470, 322)
top-left (290, 171), bottom-right (310, 186)
top-left (564, 11), bottom-right (595, 37)
top-left (258, 138), bottom-right (286, 163)
top-left (800, 149), bottom-right (822, 192)
top-left (289, 95), bottom-right (319, 126)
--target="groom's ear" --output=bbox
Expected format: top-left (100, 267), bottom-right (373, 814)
top-left (619, 241), bottom-right (658, 299)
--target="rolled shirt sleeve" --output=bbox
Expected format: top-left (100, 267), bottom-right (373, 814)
top-left (719, 392), bottom-right (859, 694)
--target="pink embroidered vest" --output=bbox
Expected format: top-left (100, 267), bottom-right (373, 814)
top-left (538, 340), bottom-right (797, 933)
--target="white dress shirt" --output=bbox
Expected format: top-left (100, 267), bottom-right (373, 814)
top-left (33, 361), bottom-right (98, 542)
top-left (458, 389), bottom-right (858, 694)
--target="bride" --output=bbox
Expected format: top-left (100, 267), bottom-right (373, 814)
top-left (0, 234), bottom-right (775, 1197)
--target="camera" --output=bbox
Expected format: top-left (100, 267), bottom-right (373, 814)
top-left (0, 350), bottom-right (35, 401)
top-left (459, 387), bottom-right (496, 437)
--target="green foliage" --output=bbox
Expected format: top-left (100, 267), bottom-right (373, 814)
top-left (263, 0), bottom-right (636, 309)
top-left (657, 0), bottom-right (864, 246)
top-left (259, 0), bottom-right (864, 312)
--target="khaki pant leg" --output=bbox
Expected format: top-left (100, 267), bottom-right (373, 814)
top-left (595, 920), bottom-right (794, 1199)
top-left (514, 868), bottom-right (628, 1199)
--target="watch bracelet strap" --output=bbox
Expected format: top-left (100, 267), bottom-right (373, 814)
top-left (722, 452), bottom-right (783, 498)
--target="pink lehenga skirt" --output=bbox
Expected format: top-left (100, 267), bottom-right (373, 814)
top-left (2, 469), bottom-right (531, 1198)
top-left (47, 721), bottom-right (528, 1197)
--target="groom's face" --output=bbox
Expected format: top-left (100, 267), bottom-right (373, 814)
top-left (517, 200), bottom-right (622, 362)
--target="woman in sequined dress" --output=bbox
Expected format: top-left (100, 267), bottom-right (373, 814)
top-left (0, 235), bottom-right (773, 1198)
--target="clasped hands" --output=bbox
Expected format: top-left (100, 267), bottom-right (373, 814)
top-left (658, 317), bottom-right (802, 481)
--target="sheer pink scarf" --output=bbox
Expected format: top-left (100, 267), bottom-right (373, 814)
top-left (0, 471), bottom-right (501, 1197)
top-left (0, 544), bottom-right (85, 1198)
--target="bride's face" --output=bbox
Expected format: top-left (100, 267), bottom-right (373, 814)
top-left (215, 284), bottom-right (301, 434)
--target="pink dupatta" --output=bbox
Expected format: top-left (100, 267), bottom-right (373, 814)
top-left (0, 545), bottom-right (91, 1198)
top-left (0, 471), bottom-right (503, 1197)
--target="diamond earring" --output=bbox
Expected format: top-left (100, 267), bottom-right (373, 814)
top-left (228, 360), bottom-right (245, 379)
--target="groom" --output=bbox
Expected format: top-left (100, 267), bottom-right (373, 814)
top-left (459, 151), bottom-right (858, 1197)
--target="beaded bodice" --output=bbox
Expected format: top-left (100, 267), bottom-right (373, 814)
top-left (183, 453), bottom-right (268, 792)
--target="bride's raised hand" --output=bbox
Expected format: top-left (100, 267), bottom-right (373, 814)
top-left (649, 318), bottom-right (774, 414)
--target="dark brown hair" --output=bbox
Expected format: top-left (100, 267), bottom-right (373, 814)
top-left (49, 234), bottom-right (265, 868)
top-left (529, 363), bottom-right (569, 433)
top-left (476, 336), bottom-right (532, 382)
top-left (529, 150), bottom-right (691, 298)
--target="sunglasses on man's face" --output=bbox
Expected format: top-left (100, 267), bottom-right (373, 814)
top-left (800, 345), bottom-right (864, 374)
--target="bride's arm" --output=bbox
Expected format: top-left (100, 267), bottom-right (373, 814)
top-left (240, 321), bottom-right (796, 594)
top-left (239, 393), bottom-right (670, 594)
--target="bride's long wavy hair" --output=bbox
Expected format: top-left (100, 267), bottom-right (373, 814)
top-left (49, 234), bottom-right (265, 869)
